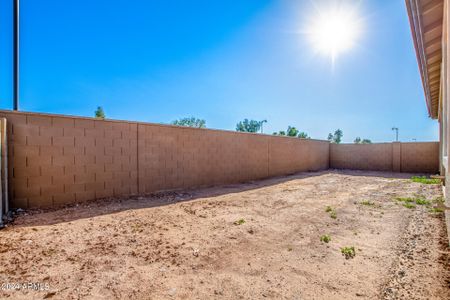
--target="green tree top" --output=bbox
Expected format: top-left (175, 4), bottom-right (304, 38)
top-left (354, 137), bottom-right (372, 144)
top-left (273, 127), bottom-right (310, 139)
top-left (94, 106), bottom-right (105, 119)
top-left (273, 131), bottom-right (286, 136)
top-left (286, 126), bottom-right (299, 137)
top-left (328, 129), bottom-right (343, 144)
top-left (236, 119), bottom-right (264, 133)
top-left (298, 132), bottom-right (310, 139)
top-left (171, 117), bottom-right (206, 128)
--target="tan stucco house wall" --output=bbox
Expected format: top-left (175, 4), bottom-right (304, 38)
top-left (406, 0), bottom-right (450, 239)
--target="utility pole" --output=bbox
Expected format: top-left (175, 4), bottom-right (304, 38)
top-left (13, 0), bottom-right (20, 110)
top-left (392, 127), bottom-right (399, 142)
top-left (260, 120), bottom-right (267, 134)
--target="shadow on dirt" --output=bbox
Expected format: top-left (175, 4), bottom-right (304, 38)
top-left (8, 169), bottom-right (426, 228)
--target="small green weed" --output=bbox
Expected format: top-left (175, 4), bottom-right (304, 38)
top-left (325, 206), bottom-right (337, 219)
top-left (396, 197), bottom-right (431, 207)
top-left (415, 198), bottom-right (431, 205)
top-left (320, 234), bottom-right (331, 243)
top-left (411, 176), bottom-right (440, 185)
top-left (330, 210), bottom-right (337, 219)
top-left (130, 223), bottom-right (144, 233)
top-left (341, 246), bottom-right (356, 259)
top-left (433, 196), bottom-right (445, 204)
top-left (395, 197), bottom-right (415, 203)
top-left (403, 203), bottom-right (416, 209)
top-left (428, 207), bottom-right (444, 213)
top-left (234, 219), bottom-right (246, 225)
top-left (360, 200), bottom-right (375, 206)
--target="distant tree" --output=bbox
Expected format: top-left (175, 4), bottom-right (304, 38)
top-left (354, 137), bottom-right (372, 144)
top-left (286, 126), bottom-right (299, 137)
top-left (298, 132), bottom-right (310, 139)
top-left (273, 130), bottom-right (286, 136)
top-left (274, 127), bottom-right (310, 138)
top-left (172, 117), bottom-right (206, 128)
top-left (236, 119), bottom-right (264, 133)
top-left (334, 129), bottom-right (343, 143)
top-left (327, 129), bottom-right (343, 144)
top-left (94, 106), bottom-right (105, 119)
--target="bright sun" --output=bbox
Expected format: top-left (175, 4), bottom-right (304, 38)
top-left (306, 3), bottom-right (363, 63)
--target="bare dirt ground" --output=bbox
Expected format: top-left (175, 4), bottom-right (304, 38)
top-left (0, 170), bottom-right (449, 300)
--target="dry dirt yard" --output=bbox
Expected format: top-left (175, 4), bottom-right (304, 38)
top-left (0, 170), bottom-right (449, 300)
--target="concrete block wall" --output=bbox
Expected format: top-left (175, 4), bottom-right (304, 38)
top-left (330, 143), bottom-right (394, 171)
top-left (136, 124), bottom-right (273, 194)
top-left (0, 110), bottom-right (439, 209)
top-left (400, 142), bottom-right (440, 173)
top-left (0, 110), bottom-right (329, 208)
top-left (2, 112), bottom-right (139, 208)
top-left (268, 137), bottom-right (329, 176)
top-left (330, 142), bottom-right (439, 173)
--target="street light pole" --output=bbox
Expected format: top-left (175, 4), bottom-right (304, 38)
top-left (260, 120), bottom-right (267, 134)
top-left (13, 0), bottom-right (19, 111)
top-left (392, 127), bottom-right (399, 142)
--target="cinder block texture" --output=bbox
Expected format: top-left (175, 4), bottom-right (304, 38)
top-left (330, 143), bottom-right (393, 171)
top-left (330, 142), bottom-right (439, 173)
top-left (268, 136), bottom-right (329, 176)
top-left (0, 111), bottom-right (140, 208)
top-left (400, 142), bottom-right (439, 173)
top-left (0, 110), bottom-right (329, 208)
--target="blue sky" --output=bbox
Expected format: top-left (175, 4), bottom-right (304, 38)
top-left (0, 0), bottom-right (438, 142)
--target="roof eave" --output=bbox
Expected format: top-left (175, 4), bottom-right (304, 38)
top-left (405, 0), bottom-right (440, 119)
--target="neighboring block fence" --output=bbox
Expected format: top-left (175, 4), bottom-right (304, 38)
top-left (0, 110), bottom-right (440, 209)
top-left (329, 142), bottom-right (439, 173)
top-left (0, 110), bottom-right (329, 208)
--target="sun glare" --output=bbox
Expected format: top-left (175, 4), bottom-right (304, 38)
top-left (305, 2), bottom-right (363, 63)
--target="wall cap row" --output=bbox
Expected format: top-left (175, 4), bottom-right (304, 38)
top-left (0, 109), bottom-right (330, 143)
